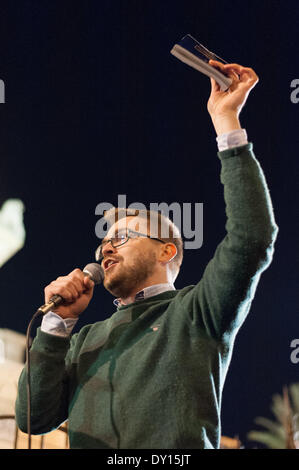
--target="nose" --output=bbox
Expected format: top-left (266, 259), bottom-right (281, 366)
top-left (101, 240), bottom-right (117, 259)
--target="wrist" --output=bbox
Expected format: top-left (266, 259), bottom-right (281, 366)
top-left (210, 112), bottom-right (241, 136)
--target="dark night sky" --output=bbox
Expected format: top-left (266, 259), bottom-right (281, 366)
top-left (0, 0), bottom-right (298, 447)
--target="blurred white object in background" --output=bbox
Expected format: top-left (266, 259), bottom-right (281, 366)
top-left (0, 199), bottom-right (25, 268)
top-left (0, 329), bottom-right (69, 448)
top-left (0, 199), bottom-right (26, 447)
top-left (0, 329), bottom-right (26, 448)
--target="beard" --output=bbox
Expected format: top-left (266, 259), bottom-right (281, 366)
top-left (103, 250), bottom-right (157, 299)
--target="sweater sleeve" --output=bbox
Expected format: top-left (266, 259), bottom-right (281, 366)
top-left (184, 143), bottom-right (278, 341)
top-left (15, 328), bottom-right (73, 434)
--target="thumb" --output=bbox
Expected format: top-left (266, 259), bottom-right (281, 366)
top-left (210, 77), bottom-right (220, 93)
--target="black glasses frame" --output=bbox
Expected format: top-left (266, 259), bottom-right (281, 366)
top-left (95, 228), bottom-right (166, 262)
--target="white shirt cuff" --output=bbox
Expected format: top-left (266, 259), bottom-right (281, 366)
top-left (216, 129), bottom-right (248, 151)
top-left (41, 311), bottom-right (78, 337)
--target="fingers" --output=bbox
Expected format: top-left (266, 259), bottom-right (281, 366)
top-left (224, 65), bottom-right (259, 89)
top-left (209, 60), bottom-right (259, 86)
top-left (44, 268), bottom-right (93, 304)
top-left (83, 275), bottom-right (95, 291)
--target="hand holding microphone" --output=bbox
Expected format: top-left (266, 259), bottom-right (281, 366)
top-left (40, 263), bottom-right (104, 319)
top-left (26, 263), bottom-right (104, 449)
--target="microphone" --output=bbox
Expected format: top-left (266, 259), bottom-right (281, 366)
top-left (37, 263), bottom-right (104, 315)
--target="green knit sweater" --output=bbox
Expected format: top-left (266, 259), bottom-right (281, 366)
top-left (15, 143), bottom-right (278, 449)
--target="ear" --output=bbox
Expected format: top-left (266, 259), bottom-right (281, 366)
top-left (158, 243), bottom-right (177, 264)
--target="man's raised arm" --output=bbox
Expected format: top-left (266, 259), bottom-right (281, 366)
top-left (185, 61), bottom-right (278, 340)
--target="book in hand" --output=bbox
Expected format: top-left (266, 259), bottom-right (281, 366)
top-left (170, 34), bottom-right (232, 91)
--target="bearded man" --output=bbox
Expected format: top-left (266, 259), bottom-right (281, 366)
top-left (16, 61), bottom-right (278, 449)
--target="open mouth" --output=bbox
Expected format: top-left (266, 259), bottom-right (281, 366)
top-left (103, 259), bottom-right (119, 271)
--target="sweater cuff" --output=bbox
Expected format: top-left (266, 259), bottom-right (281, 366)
top-left (217, 142), bottom-right (253, 160)
top-left (31, 327), bottom-right (70, 354)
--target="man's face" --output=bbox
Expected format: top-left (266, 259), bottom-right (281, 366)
top-left (100, 216), bottom-right (159, 299)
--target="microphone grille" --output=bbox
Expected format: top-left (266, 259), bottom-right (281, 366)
top-left (83, 263), bottom-right (104, 285)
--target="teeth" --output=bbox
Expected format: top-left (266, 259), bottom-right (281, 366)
top-left (106, 260), bottom-right (117, 269)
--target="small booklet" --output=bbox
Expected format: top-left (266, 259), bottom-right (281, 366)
top-left (170, 34), bottom-right (232, 91)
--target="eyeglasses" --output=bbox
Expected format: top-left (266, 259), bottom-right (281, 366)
top-left (95, 228), bottom-right (166, 262)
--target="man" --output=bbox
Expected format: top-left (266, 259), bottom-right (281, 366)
top-left (15, 60), bottom-right (278, 449)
